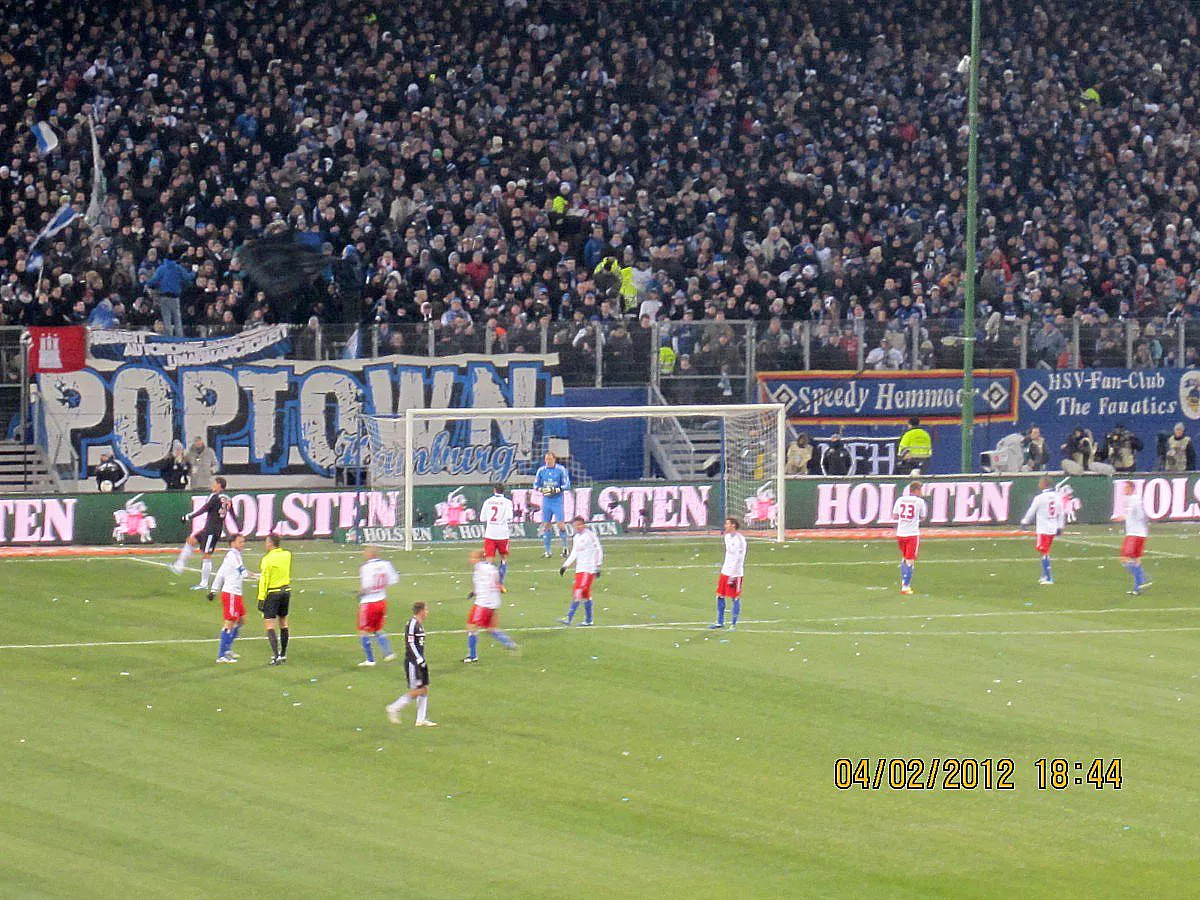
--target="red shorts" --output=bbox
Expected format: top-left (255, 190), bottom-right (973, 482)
top-left (1121, 536), bottom-right (1146, 559)
top-left (221, 592), bottom-right (245, 621)
top-left (357, 600), bottom-right (387, 632)
top-left (467, 604), bottom-right (497, 628)
top-left (896, 535), bottom-right (920, 561)
top-left (573, 572), bottom-right (596, 600)
top-left (1035, 533), bottom-right (1055, 555)
top-left (483, 538), bottom-right (510, 558)
top-left (716, 574), bottom-right (743, 598)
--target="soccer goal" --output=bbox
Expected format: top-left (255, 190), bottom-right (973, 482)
top-left (358, 404), bottom-right (786, 549)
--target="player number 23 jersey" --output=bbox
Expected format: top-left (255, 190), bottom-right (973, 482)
top-left (892, 495), bottom-right (927, 537)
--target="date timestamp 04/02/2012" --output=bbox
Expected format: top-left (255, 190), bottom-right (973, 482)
top-left (833, 758), bottom-right (1123, 791)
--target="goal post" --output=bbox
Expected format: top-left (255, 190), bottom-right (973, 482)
top-left (358, 403), bottom-right (786, 549)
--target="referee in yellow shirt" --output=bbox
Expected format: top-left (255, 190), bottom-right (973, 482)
top-left (258, 533), bottom-right (294, 666)
top-left (897, 416), bottom-right (933, 475)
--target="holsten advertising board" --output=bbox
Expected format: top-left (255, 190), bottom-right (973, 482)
top-left (0, 482), bottom-right (720, 546)
top-left (4, 474), bottom-right (1200, 545)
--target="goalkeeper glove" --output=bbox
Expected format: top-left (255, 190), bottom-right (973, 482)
top-left (595, 569), bottom-right (601, 580)
top-left (467, 590), bottom-right (476, 600)
top-left (180, 514), bottom-right (190, 523)
top-left (558, 566), bottom-right (566, 576)
top-left (206, 591), bottom-right (215, 602)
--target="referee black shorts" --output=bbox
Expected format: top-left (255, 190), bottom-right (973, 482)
top-left (259, 588), bottom-right (291, 619)
top-left (407, 661), bottom-right (430, 690)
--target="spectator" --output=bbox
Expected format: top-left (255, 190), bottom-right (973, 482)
top-left (865, 339), bottom-right (904, 371)
top-left (785, 434), bottom-right (814, 475)
top-left (820, 435), bottom-right (853, 477)
top-left (1164, 423), bottom-right (1196, 472)
top-left (161, 442), bottom-right (192, 491)
top-left (1023, 426), bottom-right (1050, 471)
top-left (187, 437), bottom-right (219, 487)
top-left (1061, 427), bottom-right (1100, 475)
top-left (94, 452), bottom-right (129, 493)
top-left (897, 417), bottom-right (933, 474)
top-left (1033, 320), bottom-right (1067, 369)
top-left (1099, 424), bottom-right (1143, 474)
top-left (145, 255), bottom-right (195, 338)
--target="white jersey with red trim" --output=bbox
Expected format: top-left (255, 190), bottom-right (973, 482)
top-left (721, 531), bottom-right (747, 577)
top-left (211, 548), bottom-right (246, 596)
top-left (359, 558), bottom-right (399, 603)
top-left (472, 561), bottom-right (503, 609)
top-left (1123, 495), bottom-right (1149, 537)
top-left (892, 495), bottom-right (927, 537)
top-left (1021, 489), bottom-right (1065, 536)
top-left (479, 495), bottom-right (515, 540)
top-left (564, 527), bottom-right (603, 574)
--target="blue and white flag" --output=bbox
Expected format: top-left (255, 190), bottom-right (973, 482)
top-left (32, 205), bottom-right (79, 247)
top-left (32, 121), bottom-right (59, 155)
top-left (27, 250), bottom-right (44, 272)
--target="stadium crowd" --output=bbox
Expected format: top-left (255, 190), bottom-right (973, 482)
top-left (0, 0), bottom-right (1197, 380)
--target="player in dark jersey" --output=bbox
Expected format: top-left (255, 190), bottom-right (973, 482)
top-left (386, 602), bottom-right (436, 727)
top-left (171, 476), bottom-right (238, 591)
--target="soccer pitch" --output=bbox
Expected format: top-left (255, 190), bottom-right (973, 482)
top-left (3, 528), bottom-right (1199, 898)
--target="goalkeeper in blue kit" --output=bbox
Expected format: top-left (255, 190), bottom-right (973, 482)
top-left (534, 451), bottom-right (571, 558)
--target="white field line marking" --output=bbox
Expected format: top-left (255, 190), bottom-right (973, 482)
top-left (4, 619), bottom-right (1198, 650)
top-left (737, 626), bottom-right (1200, 638)
top-left (799, 606), bottom-right (1200, 623)
top-left (0, 619), bottom-right (783, 651)
top-left (1057, 536), bottom-right (1190, 559)
top-left (124, 554), bottom-right (1119, 583)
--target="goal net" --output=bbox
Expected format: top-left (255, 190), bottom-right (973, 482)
top-left (358, 404), bottom-right (785, 548)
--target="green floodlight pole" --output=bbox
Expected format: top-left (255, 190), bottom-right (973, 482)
top-left (960, 0), bottom-right (983, 473)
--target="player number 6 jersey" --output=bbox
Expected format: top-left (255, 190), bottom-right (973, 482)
top-left (721, 531), bottom-right (747, 577)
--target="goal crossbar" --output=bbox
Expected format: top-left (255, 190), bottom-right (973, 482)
top-left (398, 403), bottom-right (787, 549)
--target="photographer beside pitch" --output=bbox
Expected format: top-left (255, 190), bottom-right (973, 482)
top-left (258, 533), bottom-right (293, 666)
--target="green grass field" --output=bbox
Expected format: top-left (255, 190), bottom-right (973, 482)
top-left (3, 527), bottom-right (1200, 898)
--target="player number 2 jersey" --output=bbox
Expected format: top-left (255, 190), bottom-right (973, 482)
top-left (360, 558), bottom-right (399, 603)
top-left (892, 495), bottom-right (927, 537)
top-left (721, 531), bottom-right (747, 577)
top-left (1021, 489), bottom-right (1065, 536)
top-left (479, 495), bottom-right (515, 540)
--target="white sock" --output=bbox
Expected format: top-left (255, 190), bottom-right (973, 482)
top-left (416, 696), bottom-right (428, 723)
top-left (200, 558), bottom-right (212, 587)
top-left (388, 695), bottom-right (412, 712)
top-left (177, 544), bottom-right (193, 566)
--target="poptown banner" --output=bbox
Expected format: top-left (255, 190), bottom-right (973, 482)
top-left (761, 369), bottom-right (1200, 474)
top-left (38, 353), bottom-right (561, 479)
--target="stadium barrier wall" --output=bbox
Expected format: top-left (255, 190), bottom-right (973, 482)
top-left (759, 368), bottom-right (1200, 475)
top-left (7, 472), bottom-right (1200, 544)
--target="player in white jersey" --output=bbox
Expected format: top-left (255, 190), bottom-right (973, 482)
top-left (463, 550), bottom-right (519, 663)
top-left (356, 546), bottom-right (399, 666)
top-left (558, 516), bottom-right (603, 626)
top-left (479, 484), bottom-right (515, 590)
top-left (1020, 476), bottom-right (1065, 585)
top-left (1117, 481), bottom-right (1151, 595)
top-left (892, 481), bottom-right (927, 595)
top-left (209, 533), bottom-right (247, 663)
top-left (710, 518), bottom-right (748, 629)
